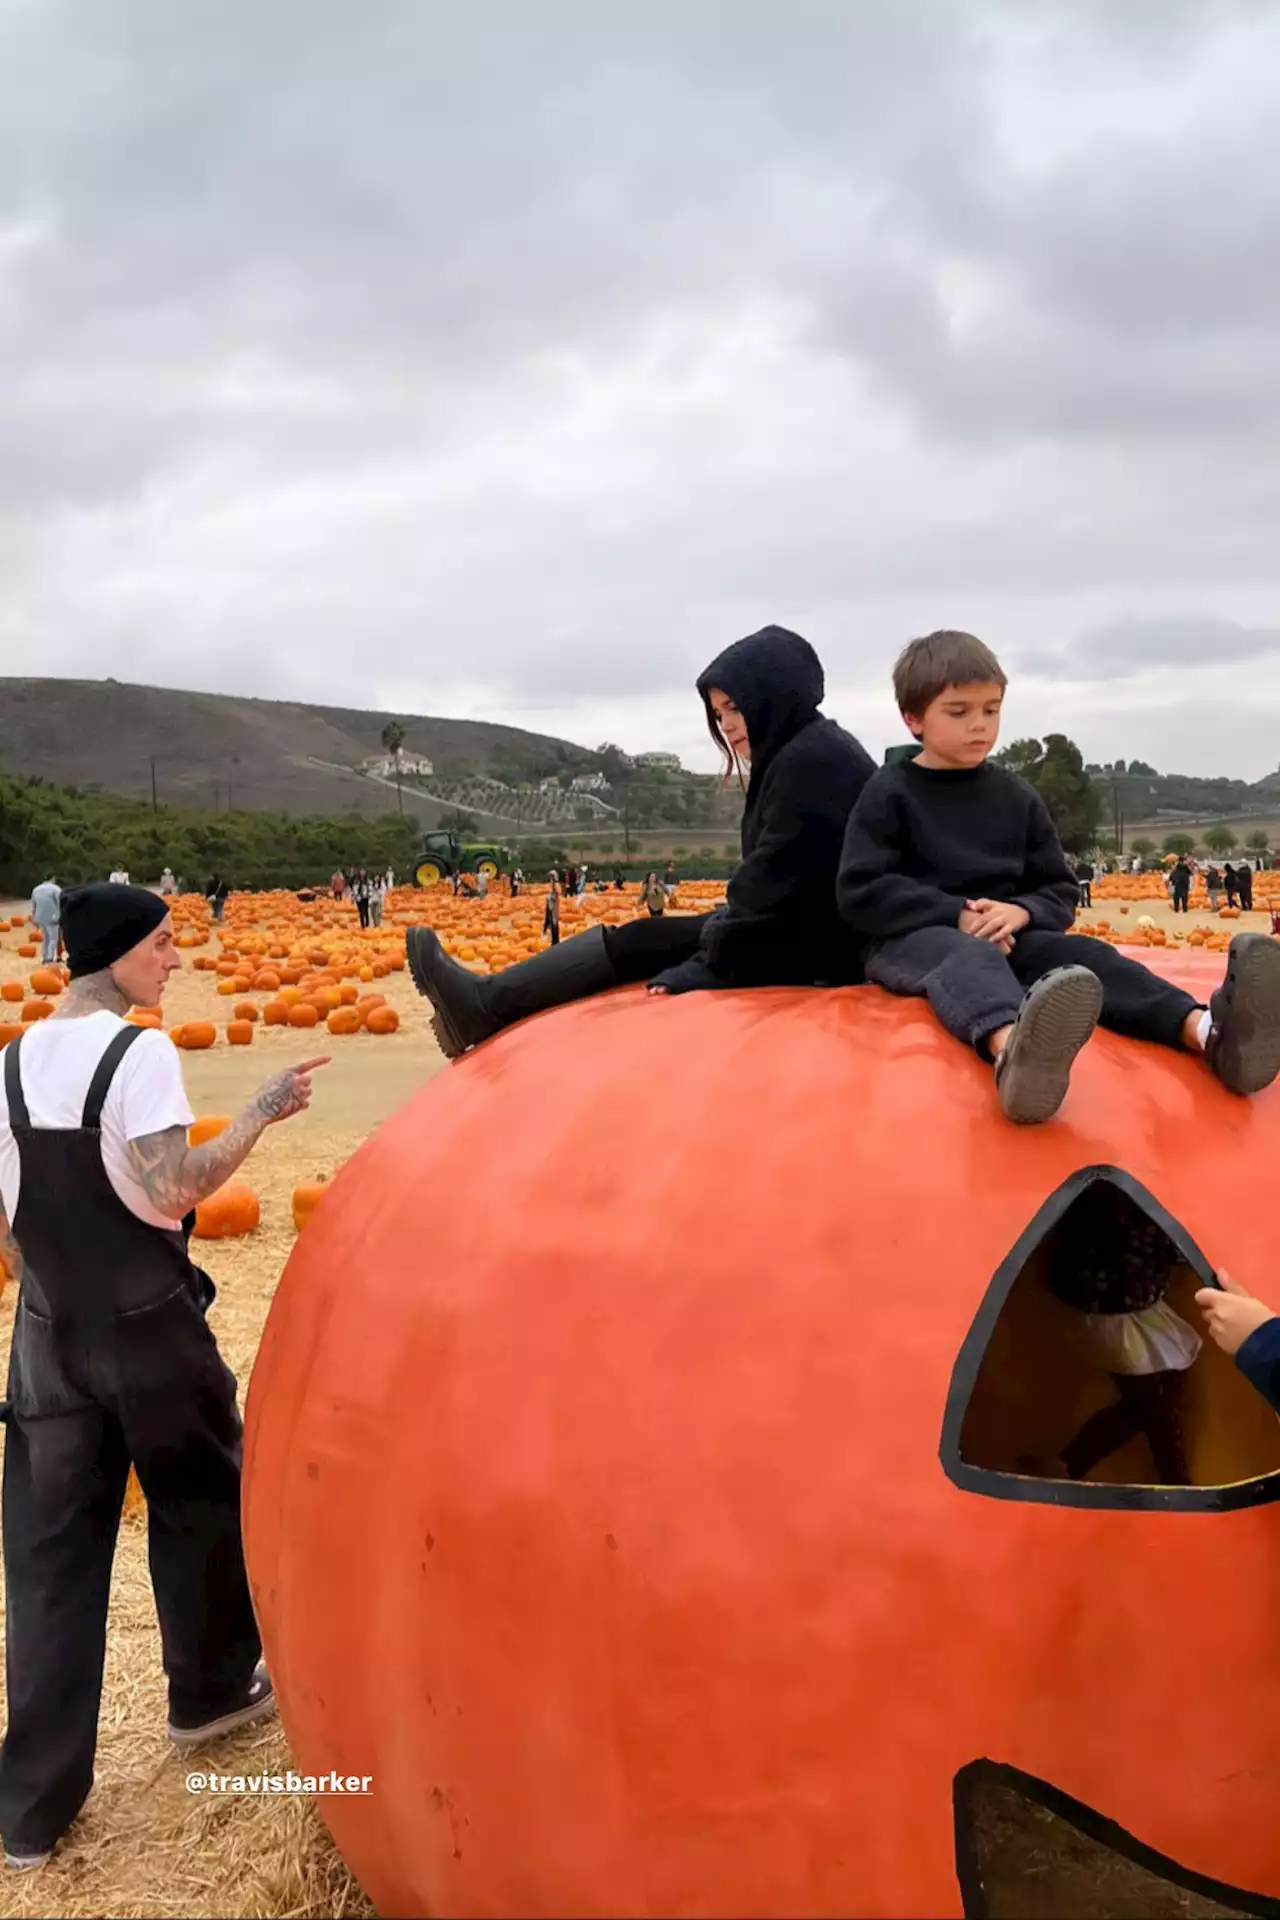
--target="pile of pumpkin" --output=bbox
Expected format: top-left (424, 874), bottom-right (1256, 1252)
top-left (0, 962), bottom-right (68, 1047)
top-left (1093, 869), bottom-right (1280, 909)
top-left (1083, 914), bottom-right (1238, 954)
top-left (169, 892), bottom-right (407, 1045)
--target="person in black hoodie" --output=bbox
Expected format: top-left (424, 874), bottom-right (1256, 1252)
top-left (406, 626), bottom-right (875, 1056)
top-left (838, 631), bottom-right (1280, 1125)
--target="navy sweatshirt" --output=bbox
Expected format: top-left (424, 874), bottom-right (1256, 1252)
top-left (837, 757), bottom-right (1079, 942)
top-left (1236, 1318), bottom-right (1280, 1415)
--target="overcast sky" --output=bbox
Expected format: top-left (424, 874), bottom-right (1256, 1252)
top-left (4, 0), bottom-right (1279, 778)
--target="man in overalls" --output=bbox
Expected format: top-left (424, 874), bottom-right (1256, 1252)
top-left (0, 884), bottom-right (328, 1869)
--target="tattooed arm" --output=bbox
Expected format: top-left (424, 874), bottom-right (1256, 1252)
top-left (127, 1056), bottom-right (330, 1221)
top-left (0, 1195), bottom-right (23, 1288)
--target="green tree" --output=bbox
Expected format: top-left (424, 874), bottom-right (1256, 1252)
top-left (1202, 824), bottom-right (1238, 857)
top-left (1245, 828), bottom-right (1271, 863)
top-left (1130, 836), bottom-right (1158, 868)
top-left (380, 720), bottom-right (406, 814)
top-left (995, 734), bottom-right (1101, 854)
top-left (1162, 831), bottom-right (1196, 857)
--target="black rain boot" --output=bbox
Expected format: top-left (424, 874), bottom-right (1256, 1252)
top-left (407, 926), bottom-right (619, 1058)
top-left (1205, 934), bottom-right (1280, 1095)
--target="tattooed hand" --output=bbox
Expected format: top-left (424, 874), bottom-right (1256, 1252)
top-left (252, 1057), bottom-right (330, 1126)
top-left (129, 1057), bottom-right (331, 1219)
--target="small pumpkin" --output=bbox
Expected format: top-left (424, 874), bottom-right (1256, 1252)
top-left (288, 1003), bottom-right (320, 1029)
top-left (292, 1177), bottom-right (331, 1232)
top-left (1, 981), bottom-right (24, 1003)
top-left (28, 967), bottom-right (63, 996)
top-left (123, 1466), bottom-right (146, 1517)
top-left (233, 1001), bottom-right (260, 1023)
top-left (326, 1006), bottom-right (361, 1036)
top-left (178, 1020), bottom-right (217, 1051)
top-left (227, 1019), bottom-right (255, 1046)
top-left (0, 1023), bottom-right (23, 1050)
top-left (21, 999), bottom-right (54, 1022)
top-left (15, 943), bottom-right (37, 959)
top-left (193, 1181), bottom-right (260, 1240)
top-left (125, 1008), bottom-right (164, 1030)
top-left (365, 1005), bottom-right (400, 1035)
top-left (263, 999), bottom-right (290, 1026)
top-left (189, 1115), bottom-right (231, 1147)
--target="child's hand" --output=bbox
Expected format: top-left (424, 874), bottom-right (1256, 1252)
top-left (1194, 1269), bottom-right (1279, 1356)
top-left (964, 899), bottom-right (1031, 945)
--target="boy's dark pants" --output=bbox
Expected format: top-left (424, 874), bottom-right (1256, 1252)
top-left (865, 927), bottom-right (1200, 1055)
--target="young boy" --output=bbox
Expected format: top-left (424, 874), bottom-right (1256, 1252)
top-left (838, 630), bottom-right (1280, 1124)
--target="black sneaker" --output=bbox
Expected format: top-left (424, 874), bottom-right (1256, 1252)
top-left (994, 966), bottom-right (1103, 1126)
top-left (167, 1665), bottom-right (277, 1748)
top-left (1205, 934), bottom-right (1280, 1096)
top-left (4, 1841), bottom-right (53, 1871)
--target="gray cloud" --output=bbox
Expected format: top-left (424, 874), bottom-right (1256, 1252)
top-left (1024, 615), bottom-right (1280, 682)
top-left (3, 0), bottom-right (1280, 778)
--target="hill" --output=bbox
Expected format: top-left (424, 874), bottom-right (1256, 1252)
top-left (1087, 759), bottom-right (1280, 832)
top-left (0, 677), bottom-right (601, 825)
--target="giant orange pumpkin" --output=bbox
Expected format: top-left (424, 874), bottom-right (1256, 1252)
top-left (244, 951), bottom-right (1280, 1919)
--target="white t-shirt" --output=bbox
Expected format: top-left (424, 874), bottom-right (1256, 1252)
top-left (0, 1012), bottom-right (195, 1229)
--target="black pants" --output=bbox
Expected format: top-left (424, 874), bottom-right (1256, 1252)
top-left (355, 897), bottom-right (370, 927)
top-left (1172, 888), bottom-right (1189, 913)
top-left (0, 1290), bottom-right (260, 1851)
top-left (1062, 1370), bottom-right (1189, 1485)
top-left (601, 914), bottom-right (709, 984)
top-left (865, 927), bottom-right (1200, 1056)
top-left (1077, 882), bottom-right (1092, 908)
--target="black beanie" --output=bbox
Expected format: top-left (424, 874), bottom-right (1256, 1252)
top-left (62, 884), bottom-right (170, 979)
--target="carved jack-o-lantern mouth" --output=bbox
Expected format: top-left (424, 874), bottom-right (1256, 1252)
top-left (941, 1165), bottom-right (1280, 1511)
top-left (955, 1761), bottom-right (1280, 1918)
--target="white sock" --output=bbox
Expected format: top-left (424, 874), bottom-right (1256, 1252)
top-left (1195, 1009), bottom-right (1213, 1051)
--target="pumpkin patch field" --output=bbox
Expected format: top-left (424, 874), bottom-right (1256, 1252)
top-left (0, 877), bottom-right (1275, 1919)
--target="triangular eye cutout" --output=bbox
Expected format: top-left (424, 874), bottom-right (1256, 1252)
top-left (954, 1760), bottom-right (1280, 1918)
top-left (941, 1167), bottom-right (1280, 1511)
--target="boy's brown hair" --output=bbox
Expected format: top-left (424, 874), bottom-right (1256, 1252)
top-left (893, 630), bottom-right (1007, 718)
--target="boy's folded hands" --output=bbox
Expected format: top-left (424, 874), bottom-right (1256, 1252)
top-left (959, 898), bottom-right (1031, 949)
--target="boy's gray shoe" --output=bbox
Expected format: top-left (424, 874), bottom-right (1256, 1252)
top-left (1206, 934), bottom-right (1280, 1095)
top-left (994, 965), bottom-right (1103, 1126)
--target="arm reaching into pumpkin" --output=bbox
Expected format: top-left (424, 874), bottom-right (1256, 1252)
top-left (128, 1057), bottom-right (329, 1221)
top-left (1195, 1269), bottom-right (1280, 1417)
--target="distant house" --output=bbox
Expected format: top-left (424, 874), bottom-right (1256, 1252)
top-left (364, 752), bottom-right (434, 779)
top-left (538, 776), bottom-right (560, 794)
top-left (635, 751), bottom-right (682, 771)
top-left (571, 771), bottom-right (609, 793)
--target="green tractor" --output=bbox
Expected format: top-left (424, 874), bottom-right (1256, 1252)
top-left (413, 829), bottom-right (511, 889)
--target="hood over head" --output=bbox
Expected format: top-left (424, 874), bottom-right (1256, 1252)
top-left (697, 625), bottom-right (825, 773)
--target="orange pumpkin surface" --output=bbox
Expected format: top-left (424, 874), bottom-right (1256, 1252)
top-left (363, 1005), bottom-right (399, 1034)
top-left (28, 967), bottom-right (62, 996)
top-left (193, 1182), bottom-right (260, 1239)
top-left (0, 1024), bottom-right (23, 1051)
top-left (188, 1115), bottom-right (231, 1148)
top-left (226, 1019), bottom-right (254, 1046)
top-left (326, 1007), bottom-right (361, 1036)
top-left (245, 951), bottom-right (1280, 1917)
top-left (20, 1000), bottom-right (53, 1022)
top-left (1, 982), bottom-right (24, 1002)
top-left (177, 1020), bottom-right (217, 1051)
top-left (291, 1178), bottom-right (331, 1232)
